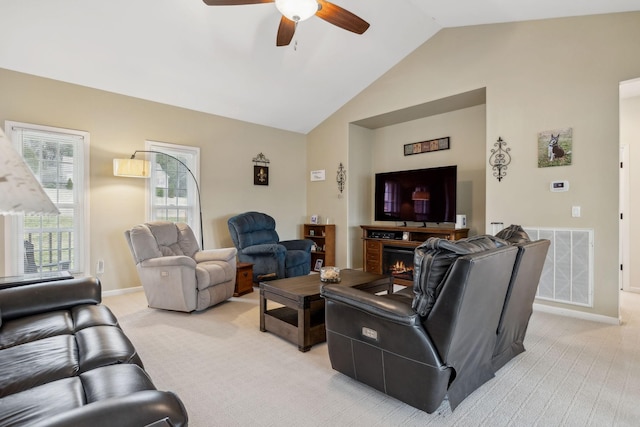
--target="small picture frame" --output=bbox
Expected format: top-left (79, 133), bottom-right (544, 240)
top-left (310, 214), bottom-right (319, 224)
top-left (314, 259), bottom-right (324, 271)
top-left (254, 166), bottom-right (269, 186)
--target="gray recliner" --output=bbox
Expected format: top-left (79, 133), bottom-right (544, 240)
top-left (125, 221), bottom-right (237, 312)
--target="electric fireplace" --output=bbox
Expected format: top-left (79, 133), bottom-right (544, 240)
top-left (382, 245), bottom-right (415, 282)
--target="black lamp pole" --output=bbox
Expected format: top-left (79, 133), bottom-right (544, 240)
top-left (132, 150), bottom-right (204, 249)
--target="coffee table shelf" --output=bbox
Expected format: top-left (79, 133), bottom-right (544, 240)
top-left (263, 306), bottom-right (326, 351)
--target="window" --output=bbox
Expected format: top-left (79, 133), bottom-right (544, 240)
top-left (383, 181), bottom-right (400, 216)
top-left (146, 141), bottom-right (200, 243)
top-left (5, 121), bottom-right (89, 276)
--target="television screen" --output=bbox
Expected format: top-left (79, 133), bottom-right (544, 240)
top-left (374, 165), bottom-right (457, 224)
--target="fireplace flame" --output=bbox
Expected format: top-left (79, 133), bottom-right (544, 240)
top-left (390, 261), bottom-right (412, 274)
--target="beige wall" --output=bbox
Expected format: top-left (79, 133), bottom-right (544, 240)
top-left (3, 13), bottom-right (640, 319)
top-left (369, 104), bottom-right (486, 236)
top-left (347, 124), bottom-right (374, 268)
top-left (307, 12), bottom-right (640, 319)
top-left (0, 69), bottom-right (307, 291)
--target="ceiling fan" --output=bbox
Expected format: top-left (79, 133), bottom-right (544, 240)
top-left (202, 0), bottom-right (370, 46)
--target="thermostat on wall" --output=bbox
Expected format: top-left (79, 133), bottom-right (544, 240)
top-left (550, 180), bottom-right (569, 192)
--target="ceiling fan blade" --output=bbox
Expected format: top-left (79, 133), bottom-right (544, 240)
top-left (276, 16), bottom-right (296, 47)
top-left (316, 0), bottom-right (369, 34)
top-left (202, 0), bottom-right (273, 5)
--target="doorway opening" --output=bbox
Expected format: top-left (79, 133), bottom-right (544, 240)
top-left (619, 77), bottom-right (640, 295)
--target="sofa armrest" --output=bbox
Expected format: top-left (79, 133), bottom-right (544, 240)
top-left (36, 390), bottom-right (188, 427)
top-left (0, 277), bottom-right (101, 321)
top-left (241, 243), bottom-right (286, 256)
top-left (139, 256), bottom-right (196, 269)
top-left (194, 247), bottom-right (237, 263)
top-left (280, 239), bottom-right (314, 252)
top-left (321, 284), bottom-right (419, 326)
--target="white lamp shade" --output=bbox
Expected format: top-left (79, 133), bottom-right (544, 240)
top-left (0, 128), bottom-right (59, 215)
top-left (275, 0), bottom-right (318, 22)
top-left (113, 158), bottom-right (151, 178)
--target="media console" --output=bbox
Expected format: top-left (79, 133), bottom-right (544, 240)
top-left (361, 225), bottom-right (469, 286)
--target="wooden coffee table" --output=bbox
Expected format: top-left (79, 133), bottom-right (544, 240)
top-left (259, 269), bottom-right (392, 352)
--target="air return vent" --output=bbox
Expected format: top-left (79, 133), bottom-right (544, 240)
top-left (524, 227), bottom-right (594, 307)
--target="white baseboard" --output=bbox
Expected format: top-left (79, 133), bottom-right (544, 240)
top-left (102, 286), bottom-right (142, 297)
top-left (533, 302), bottom-right (620, 325)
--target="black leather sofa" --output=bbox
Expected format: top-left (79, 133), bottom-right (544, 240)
top-left (0, 277), bottom-right (188, 427)
top-left (321, 232), bottom-right (549, 413)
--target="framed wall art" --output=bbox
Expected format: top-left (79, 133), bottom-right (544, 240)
top-left (254, 166), bottom-right (269, 185)
top-left (404, 137), bottom-right (450, 156)
top-left (538, 128), bottom-right (572, 168)
top-left (252, 152), bottom-right (270, 185)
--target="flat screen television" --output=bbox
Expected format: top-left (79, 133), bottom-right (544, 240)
top-left (374, 165), bottom-right (457, 224)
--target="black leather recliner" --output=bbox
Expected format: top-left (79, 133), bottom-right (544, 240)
top-left (322, 236), bottom-right (519, 413)
top-left (492, 227), bottom-right (551, 370)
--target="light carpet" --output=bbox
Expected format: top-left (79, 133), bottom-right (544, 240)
top-left (103, 289), bottom-right (640, 427)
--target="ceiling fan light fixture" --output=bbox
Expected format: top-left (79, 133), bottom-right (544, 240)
top-left (275, 0), bottom-right (318, 22)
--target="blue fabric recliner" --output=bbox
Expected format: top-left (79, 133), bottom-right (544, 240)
top-left (227, 211), bottom-right (313, 282)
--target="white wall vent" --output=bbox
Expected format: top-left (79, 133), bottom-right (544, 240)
top-left (524, 227), bottom-right (594, 307)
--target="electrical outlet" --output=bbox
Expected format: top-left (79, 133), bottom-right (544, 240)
top-left (96, 259), bottom-right (104, 275)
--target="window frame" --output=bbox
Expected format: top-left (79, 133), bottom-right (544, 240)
top-left (4, 120), bottom-right (90, 276)
top-left (145, 140), bottom-right (201, 244)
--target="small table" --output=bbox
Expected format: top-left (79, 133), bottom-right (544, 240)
top-left (259, 269), bottom-right (392, 352)
top-left (234, 262), bottom-right (254, 297)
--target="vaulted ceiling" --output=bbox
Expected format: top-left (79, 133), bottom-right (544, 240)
top-left (1, 1), bottom-right (638, 134)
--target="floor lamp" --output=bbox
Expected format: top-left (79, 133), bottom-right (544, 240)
top-left (113, 150), bottom-right (204, 249)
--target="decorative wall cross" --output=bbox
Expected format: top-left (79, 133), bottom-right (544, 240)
top-left (489, 137), bottom-right (511, 182)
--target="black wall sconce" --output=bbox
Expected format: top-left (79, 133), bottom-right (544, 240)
top-left (489, 137), bottom-right (511, 182)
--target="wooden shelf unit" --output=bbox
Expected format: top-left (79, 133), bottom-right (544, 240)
top-left (303, 224), bottom-right (336, 270)
top-left (361, 225), bottom-right (469, 286)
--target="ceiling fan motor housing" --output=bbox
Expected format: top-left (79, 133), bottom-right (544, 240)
top-left (275, 0), bottom-right (319, 22)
